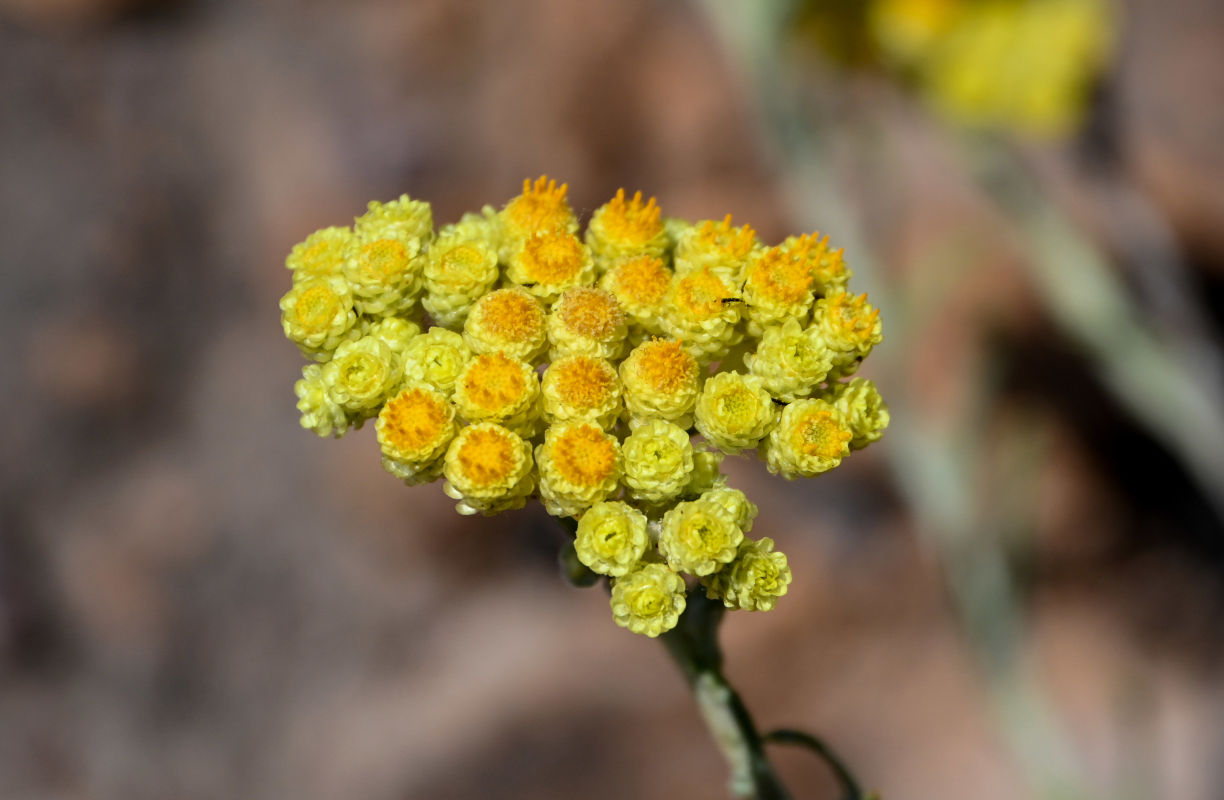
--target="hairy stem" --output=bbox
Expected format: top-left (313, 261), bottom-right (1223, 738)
top-left (661, 590), bottom-right (792, 800)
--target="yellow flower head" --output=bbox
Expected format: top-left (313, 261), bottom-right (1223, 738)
top-left (695, 372), bottom-right (779, 453)
top-left (780, 233), bottom-right (852, 297)
top-left (574, 501), bottom-right (650, 577)
top-left (536, 422), bottom-right (622, 518)
top-left (826, 378), bottom-right (890, 450)
top-left (377, 383), bottom-right (457, 484)
top-left (662, 266), bottom-right (743, 362)
top-left (453, 352), bottom-right (540, 435)
top-left (742, 245), bottom-right (816, 333)
top-left (702, 486), bottom-right (758, 534)
top-left (620, 338), bottom-right (702, 427)
top-left (463, 287), bottom-right (548, 362)
top-left (659, 493), bottom-right (744, 576)
top-left (547, 286), bottom-right (627, 361)
top-left (295, 363), bottom-right (356, 438)
top-left (400, 327), bottom-right (472, 396)
top-left (541, 355), bottom-right (623, 430)
top-left (442, 422), bottom-right (535, 516)
top-left (620, 419), bottom-right (695, 505)
top-left (280, 276), bottom-right (358, 361)
top-left (599, 255), bottom-right (673, 338)
top-left (286, 226), bottom-right (353, 283)
top-left (585, 189), bottom-right (668, 268)
top-left (323, 335), bottom-right (402, 416)
top-left (674, 214), bottom-right (759, 282)
top-left (702, 537), bottom-right (791, 612)
top-left (610, 562), bottom-right (687, 637)
top-left (423, 232), bottom-right (499, 329)
top-left (499, 175), bottom-right (579, 259)
top-left (813, 291), bottom-right (883, 373)
top-left (354, 194), bottom-right (434, 245)
top-left (764, 399), bottom-right (853, 479)
top-left (508, 229), bottom-right (596, 303)
top-left (343, 233), bottom-right (424, 318)
top-left (744, 318), bottom-right (834, 402)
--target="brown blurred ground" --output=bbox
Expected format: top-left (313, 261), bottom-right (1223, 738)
top-left (2, 1), bottom-right (1224, 799)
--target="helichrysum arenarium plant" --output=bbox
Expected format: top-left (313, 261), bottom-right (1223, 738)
top-left (280, 177), bottom-right (887, 798)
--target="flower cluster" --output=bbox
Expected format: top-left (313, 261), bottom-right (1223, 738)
top-left (280, 177), bottom-right (889, 637)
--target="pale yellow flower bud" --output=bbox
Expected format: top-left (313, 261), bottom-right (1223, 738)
top-left (400, 327), bottom-right (471, 396)
top-left (825, 378), bottom-right (890, 450)
top-left (574, 501), bottom-right (649, 577)
top-left (744, 318), bottom-right (834, 402)
top-left (610, 563), bottom-right (686, 637)
top-left (323, 335), bottom-right (402, 416)
top-left (702, 537), bottom-right (791, 612)
top-left (354, 194), bottom-right (433, 246)
top-left (279, 276), bottom-right (358, 362)
top-left (659, 494), bottom-right (744, 576)
top-left (694, 372), bottom-right (779, 453)
top-left (422, 231), bottom-right (499, 329)
top-left (295, 364), bottom-right (356, 438)
top-left (343, 233), bottom-right (424, 318)
top-left (620, 419), bottom-right (694, 505)
top-left (702, 486), bottom-right (758, 534)
top-left (286, 226), bottom-right (353, 283)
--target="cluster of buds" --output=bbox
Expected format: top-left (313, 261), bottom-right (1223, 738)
top-left (279, 177), bottom-right (888, 637)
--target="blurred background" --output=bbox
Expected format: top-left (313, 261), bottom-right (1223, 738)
top-left (2, 0), bottom-right (1224, 798)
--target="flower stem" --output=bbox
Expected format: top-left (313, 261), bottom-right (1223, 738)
top-left (660, 590), bottom-right (792, 800)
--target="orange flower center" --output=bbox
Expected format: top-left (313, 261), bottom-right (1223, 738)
top-left (380, 388), bottom-right (449, 454)
top-left (557, 287), bottom-right (623, 340)
top-left (475, 289), bottom-right (544, 345)
top-left (551, 425), bottom-right (617, 486)
top-left (550, 356), bottom-right (616, 410)
top-left (456, 427), bottom-right (518, 487)
top-left (461, 353), bottom-right (529, 412)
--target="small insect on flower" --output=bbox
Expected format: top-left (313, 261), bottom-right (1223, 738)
top-left (674, 214), bottom-right (759, 282)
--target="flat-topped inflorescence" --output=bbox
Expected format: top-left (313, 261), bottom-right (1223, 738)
top-left (278, 176), bottom-right (889, 637)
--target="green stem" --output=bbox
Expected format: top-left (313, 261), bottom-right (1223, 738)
top-left (762, 729), bottom-right (869, 800)
top-left (660, 591), bottom-right (792, 800)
